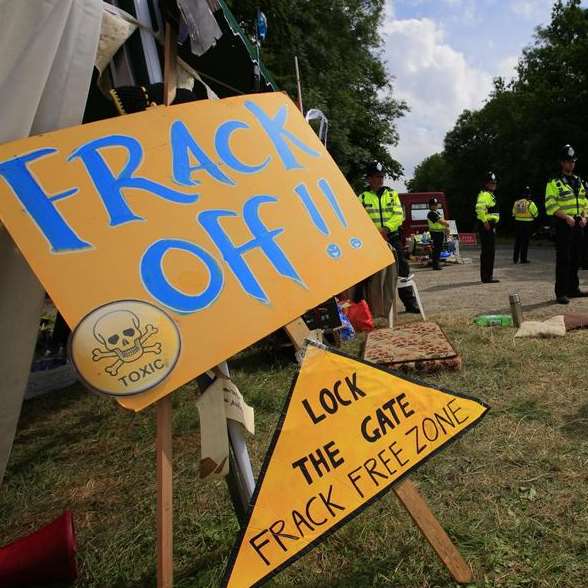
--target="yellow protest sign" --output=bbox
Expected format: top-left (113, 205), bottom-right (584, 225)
top-left (223, 343), bottom-right (488, 588)
top-left (0, 93), bottom-right (393, 410)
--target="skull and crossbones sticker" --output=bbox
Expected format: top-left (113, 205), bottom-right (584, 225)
top-left (69, 300), bottom-right (181, 397)
top-left (92, 310), bottom-right (162, 376)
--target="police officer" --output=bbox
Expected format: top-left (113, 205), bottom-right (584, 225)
top-left (359, 161), bottom-right (419, 315)
top-left (476, 171), bottom-right (500, 283)
top-left (545, 144), bottom-right (588, 304)
top-left (427, 197), bottom-right (449, 270)
top-left (512, 186), bottom-right (538, 264)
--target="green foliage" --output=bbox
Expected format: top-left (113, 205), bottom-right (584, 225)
top-left (406, 152), bottom-right (450, 193)
top-left (410, 0), bottom-right (588, 231)
top-left (224, 0), bottom-right (407, 188)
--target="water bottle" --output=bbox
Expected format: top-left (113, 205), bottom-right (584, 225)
top-left (509, 293), bottom-right (523, 328)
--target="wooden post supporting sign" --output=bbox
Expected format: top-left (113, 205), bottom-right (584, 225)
top-left (395, 479), bottom-right (472, 583)
top-left (156, 23), bottom-right (178, 588)
top-left (156, 394), bottom-right (174, 588)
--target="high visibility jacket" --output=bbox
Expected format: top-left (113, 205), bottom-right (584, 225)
top-left (427, 210), bottom-right (445, 232)
top-left (359, 188), bottom-right (404, 232)
top-left (512, 199), bottom-right (538, 222)
top-left (475, 190), bottom-right (500, 224)
top-left (545, 175), bottom-right (587, 217)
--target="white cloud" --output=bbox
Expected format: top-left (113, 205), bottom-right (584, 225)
top-left (454, 0), bottom-right (479, 25)
top-left (496, 55), bottom-right (519, 81)
top-left (381, 16), bottom-right (493, 188)
top-left (511, 0), bottom-right (553, 19)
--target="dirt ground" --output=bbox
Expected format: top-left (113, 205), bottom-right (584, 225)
top-left (412, 243), bottom-right (588, 318)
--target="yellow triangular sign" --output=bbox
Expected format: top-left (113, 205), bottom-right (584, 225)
top-left (223, 343), bottom-right (489, 587)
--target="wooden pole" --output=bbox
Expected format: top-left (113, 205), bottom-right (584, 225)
top-left (163, 23), bottom-right (177, 107)
top-left (284, 317), bottom-right (312, 351)
top-left (156, 22), bottom-right (178, 588)
top-left (156, 396), bottom-right (173, 588)
top-left (294, 56), bottom-right (303, 113)
top-left (394, 479), bottom-right (473, 584)
top-left (389, 246), bottom-right (399, 328)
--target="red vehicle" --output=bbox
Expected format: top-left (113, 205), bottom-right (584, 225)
top-left (398, 191), bottom-right (450, 243)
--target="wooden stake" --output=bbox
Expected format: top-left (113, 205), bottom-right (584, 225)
top-left (284, 317), bottom-right (311, 351)
top-left (156, 22), bottom-right (177, 588)
top-left (157, 396), bottom-right (173, 588)
top-left (389, 246), bottom-right (399, 328)
top-left (394, 479), bottom-right (473, 584)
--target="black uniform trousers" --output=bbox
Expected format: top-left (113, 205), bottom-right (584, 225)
top-left (431, 231), bottom-right (444, 268)
top-left (478, 223), bottom-right (496, 282)
top-left (554, 218), bottom-right (584, 298)
top-left (583, 227), bottom-right (588, 270)
top-left (513, 221), bottom-right (532, 263)
top-left (387, 231), bottom-right (417, 309)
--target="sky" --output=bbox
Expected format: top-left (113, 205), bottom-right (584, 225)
top-left (381, 0), bottom-right (586, 190)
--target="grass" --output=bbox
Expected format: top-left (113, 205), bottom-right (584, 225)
top-left (1, 314), bottom-right (587, 587)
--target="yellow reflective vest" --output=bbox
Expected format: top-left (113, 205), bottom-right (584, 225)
top-left (545, 175), bottom-right (587, 217)
top-left (427, 210), bottom-right (446, 232)
top-left (359, 188), bottom-right (404, 233)
top-left (512, 199), bottom-right (538, 222)
top-left (475, 190), bottom-right (500, 224)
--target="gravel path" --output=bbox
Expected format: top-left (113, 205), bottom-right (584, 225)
top-left (411, 243), bottom-right (588, 318)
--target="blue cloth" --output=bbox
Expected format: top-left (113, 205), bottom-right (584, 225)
top-left (337, 303), bottom-right (355, 341)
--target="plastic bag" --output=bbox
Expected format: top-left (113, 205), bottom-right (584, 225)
top-left (344, 300), bottom-right (374, 332)
top-left (336, 302), bottom-right (355, 341)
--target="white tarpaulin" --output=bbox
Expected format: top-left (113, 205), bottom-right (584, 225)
top-left (0, 0), bottom-right (102, 486)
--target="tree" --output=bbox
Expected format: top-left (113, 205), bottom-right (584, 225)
top-left (443, 83), bottom-right (527, 230)
top-left (406, 153), bottom-right (450, 193)
top-left (225, 0), bottom-right (408, 188)
top-left (514, 0), bottom-right (588, 171)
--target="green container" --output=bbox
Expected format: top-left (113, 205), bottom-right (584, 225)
top-left (473, 314), bottom-right (513, 327)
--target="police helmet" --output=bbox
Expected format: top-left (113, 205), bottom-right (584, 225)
top-left (560, 144), bottom-right (577, 162)
top-left (484, 171), bottom-right (497, 184)
top-left (429, 197), bottom-right (439, 207)
top-left (366, 161), bottom-right (385, 176)
top-left (522, 185), bottom-right (531, 197)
